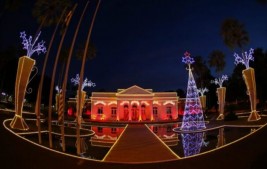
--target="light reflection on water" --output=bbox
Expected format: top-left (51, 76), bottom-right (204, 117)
top-left (148, 123), bottom-right (259, 158)
top-left (22, 122), bottom-right (258, 159)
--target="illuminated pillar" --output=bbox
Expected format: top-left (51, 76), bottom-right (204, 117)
top-left (76, 90), bottom-right (86, 123)
top-left (216, 87), bottom-right (226, 120)
top-left (199, 95), bottom-right (206, 111)
top-left (56, 93), bottom-right (64, 124)
top-left (242, 68), bottom-right (261, 121)
top-left (128, 104), bottom-right (132, 121)
top-left (10, 56), bottom-right (35, 130)
top-left (138, 103), bottom-right (142, 121)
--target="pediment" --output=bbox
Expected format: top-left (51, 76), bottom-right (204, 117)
top-left (117, 85), bottom-right (153, 95)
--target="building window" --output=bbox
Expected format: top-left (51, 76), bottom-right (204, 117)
top-left (166, 106), bottom-right (172, 119)
top-left (111, 127), bottom-right (117, 133)
top-left (111, 107), bottom-right (117, 118)
top-left (153, 107), bottom-right (158, 116)
top-left (97, 107), bottom-right (103, 115)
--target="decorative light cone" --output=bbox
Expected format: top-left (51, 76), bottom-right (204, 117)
top-left (10, 56), bottom-right (35, 130)
top-left (242, 68), bottom-right (261, 121)
top-left (199, 95), bottom-right (206, 111)
top-left (216, 87), bottom-right (226, 120)
top-left (216, 127), bottom-right (225, 147)
top-left (181, 69), bottom-right (206, 131)
top-left (181, 132), bottom-right (204, 157)
top-left (76, 90), bottom-right (86, 124)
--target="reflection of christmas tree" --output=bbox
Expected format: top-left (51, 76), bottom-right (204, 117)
top-left (181, 132), bottom-right (204, 157)
top-left (181, 51), bottom-right (206, 131)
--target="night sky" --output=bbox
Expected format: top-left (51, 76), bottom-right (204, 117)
top-left (1, 0), bottom-right (267, 92)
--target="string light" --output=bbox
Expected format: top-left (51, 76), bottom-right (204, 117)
top-left (180, 51), bottom-right (206, 131)
top-left (20, 31), bottom-right (46, 57)
top-left (71, 74), bottom-right (96, 90)
top-left (197, 88), bottom-right (209, 96)
top-left (233, 48), bottom-right (254, 69)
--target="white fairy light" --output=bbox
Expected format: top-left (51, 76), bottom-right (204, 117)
top-left (233, 48), bottom-right (254, 69)
top-left (20, 31), bottom-right (46, 57)
top-left (197, 88), bottom-right (209, 96)
top-left (211, 75), bottom-right (228, 88)
top-left (55, 85), bottom-right (62, 94)
top-left (71, 74), bottom-right (96, 90)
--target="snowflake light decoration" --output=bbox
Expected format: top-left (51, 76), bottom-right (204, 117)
top-left (71, 74), bottom-right (96, 90)
top-left (233, 48), bottom-right (254, 69)
top-left (20, 31), bottom-right (46, 57)
top-left (197, 88), bottom-right (209, 96)
top-left (182, 51), bottom-right (195, 66)
top-left (211, 75), bottom-right (228, 88)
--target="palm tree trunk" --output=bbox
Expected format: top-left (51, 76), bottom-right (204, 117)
top-left (48, 4), bottom-right (77, 150)
top-left (77, 0), bottom-right (101, 155)
top-left (34, 8), bottom-right (67, 145)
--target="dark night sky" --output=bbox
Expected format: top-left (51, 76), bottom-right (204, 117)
top-left (1, 0), bottom-right (267, 92)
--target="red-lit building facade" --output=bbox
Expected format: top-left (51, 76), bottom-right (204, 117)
top-left (90, 85), bottom-right (179, 121)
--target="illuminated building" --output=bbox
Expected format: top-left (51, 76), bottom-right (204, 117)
top-left (90, 85), bottom-right (179, 121)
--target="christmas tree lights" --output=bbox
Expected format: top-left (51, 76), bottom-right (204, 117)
top-left (180, 51), bottom-right (206, 131)
top-left (181, 132), bottom-right (205, 157)
top-left (20, 31), bottom-right (46, 57)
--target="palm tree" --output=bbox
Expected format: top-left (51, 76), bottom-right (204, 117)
top-left (193, 56), bottom-right (211, 88)
top-left (32, 0), bottom-right (72, 37)
top-left (221, 18), bottom-right (249, 50)
top-left (208, 50), bottom-right (226, 74)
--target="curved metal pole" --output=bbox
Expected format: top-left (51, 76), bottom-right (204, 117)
top-left (61, 1), bottom-right (90, 155)
top-left (77, 0), bottom-right (101, 155)
top-left (48, 4), bottom-right (77, 149)
top-left (35, 7), bottom-right (67, 145)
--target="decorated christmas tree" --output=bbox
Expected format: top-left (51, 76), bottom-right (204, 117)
top-left (180, 51), bottom-right (206, 131)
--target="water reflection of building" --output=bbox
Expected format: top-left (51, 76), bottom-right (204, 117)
top-left (90, 85), bottom-right (179, 122)
top-left (150, 124), bottom-right (179, 146)
top-left (90, 126), bottom-right (124, 147)
top-left (181, 132), bottom-right (205, 157)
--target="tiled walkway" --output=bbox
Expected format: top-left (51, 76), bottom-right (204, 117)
top-left (103, 124), bottom-right (180, 163)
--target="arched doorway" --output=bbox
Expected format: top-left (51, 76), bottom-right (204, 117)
top-left (123, 105), bottom-right (129, 121)
top-left (131, 104), bottom-right (138, 121)
top-left (141, 104), bottom-right (146, 120)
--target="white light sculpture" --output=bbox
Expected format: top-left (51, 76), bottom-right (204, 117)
top-left (10, 31), bottom-right (46, 130)
top-left (197, 87), bottom-right (209, 112)
top-left (211, 75), bottom-right (228, 120)
top-left (71, 74), bottom-right (96, 90)
top-left (20, 31), bottom-right (46, 57)
top-left (234, 48), bottom-right (260, 121)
